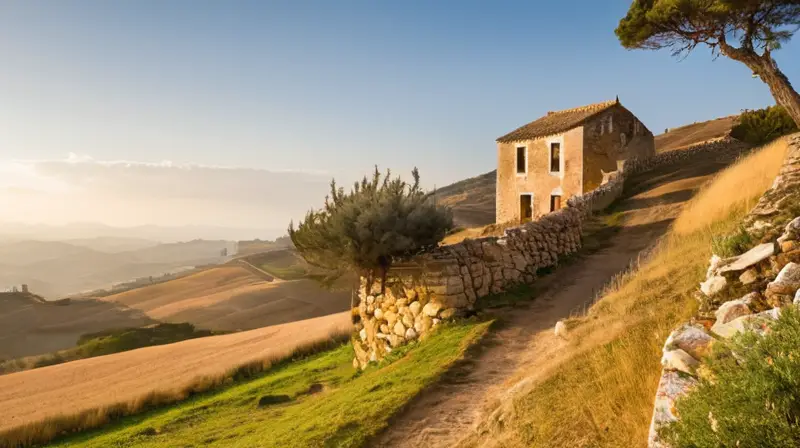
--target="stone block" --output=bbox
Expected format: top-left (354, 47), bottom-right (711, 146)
top-left (422, 302), bottom-right (441, 317)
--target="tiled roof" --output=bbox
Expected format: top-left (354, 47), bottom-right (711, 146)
top-left (497, 100), bottom-right (618, 143)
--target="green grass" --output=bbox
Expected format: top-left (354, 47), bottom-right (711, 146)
top-left (49, 319), bottom-right (493, 448)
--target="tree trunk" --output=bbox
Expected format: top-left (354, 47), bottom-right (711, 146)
top-left (719, 41), bottom-right (800, 127)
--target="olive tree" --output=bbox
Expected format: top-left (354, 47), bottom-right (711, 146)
top-left (616, 0), bottom-right (800, 126)
top-left (288, 167), bottom-right (453, 292)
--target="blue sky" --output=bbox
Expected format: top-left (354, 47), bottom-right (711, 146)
top-left (0, 1), bottom-right (797, 233)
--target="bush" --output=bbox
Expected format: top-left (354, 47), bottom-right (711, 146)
top-left (289, 167), bottom-right (453, 291)
top-left (661, 307), bottom-right (800, 448)
top-left (731, 106), bottom-right (798, 145)
top-left (711, 225), bottom-right (754, 257)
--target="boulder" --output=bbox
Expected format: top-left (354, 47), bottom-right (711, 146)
top-left (665, 324), bottom-right (714, 360)
top-left (766, 262), bottom-right (800, 296)
top-left (700, 276), bottom-right (727, 297)
top-left (715, 299), bottom-right (752, 325)
top-left (718, 243), bottom-right (775, 274)
top-left (712, 308), bottom-right (782, 338)
top-left (781, 240), bottom-right (799, 253)
top-left (795, 288), bottom-right (800, 306)
top-left (393, 321), bottom-right (406, 337)
top-left (373, 308), bottom-right (384, 320)
top-left (405, 328), bottom-right (418, 340)
top-left (402, 314), bottom-right (414, 328)
top-left (777, 217), bottom-right (800, 245)
top-left (409, 301), bottom-right (422, 317)
top-left (661, 349), bottom-right (699, 375)
top-left (359, 328), bottom-right (367, 341)
top-left (422, 302), bottom-right (442, 317)
top-left (366, 295), bottom-right (375, 305)
top-left (739, 269), bottom-right (758, 285)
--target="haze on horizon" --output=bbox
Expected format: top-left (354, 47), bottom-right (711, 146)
top-left (1, 0), bottom-right (797, 234)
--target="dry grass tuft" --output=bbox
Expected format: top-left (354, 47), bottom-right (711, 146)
top-left (673, 137), bottom-right (789, 235)
top-left (474, 139), bottom-right (789, 448)
top-left (0, 329), bottom-right (350, 448)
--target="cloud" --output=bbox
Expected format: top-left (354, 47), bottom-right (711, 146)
top-left (0, 155), bottom-right (333, 234)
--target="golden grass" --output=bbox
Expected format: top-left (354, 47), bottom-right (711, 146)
top-left (673, 137), bottom-right (789, 234)
top-left (474, 139), bottom-right (788, 448)
top-left (0, 328), bottom-right (351, 448)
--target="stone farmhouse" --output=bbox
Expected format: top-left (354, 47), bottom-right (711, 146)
top-left (495, 98), bottom-right (654, 222)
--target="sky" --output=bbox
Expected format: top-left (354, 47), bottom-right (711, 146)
top-left (0, 1), bottom-right (798, 238)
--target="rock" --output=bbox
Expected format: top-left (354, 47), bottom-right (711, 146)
top-left (380, 324), bottom-right (389, 334)
top-left (405, 328), bottom-right (418, 340)
top-left (439, 308), bottom-right (457, 319)
top-left (409, 301), bottom-right (422, 317)
top-left (661, 349), bottom-right (699, 375)
top-left (402, 314), bottom-right (414, 328)
top-left (794, 288), bottom-right (800, 306)
top-left (422, 302), bottom-right (442, 317)
top-left (700, 275), bottom-right (727, 297)
top-left (665, 324), bottom-right (714, 360)
top-left (352, 357), bottom-right (359, 369)
top-left (739, 269), bottom-right (758, 285)
top-left (648, 371), bottom-right (699, 448)
top-left (766, 262), bottom-right (800, 296)
top-left (384, 311), bottom-right (398, 327)
top-left (751, 220), bottom-right (773, 231)
top-left (777, 217), bottom-right (800, 244)
top-left (389, 334), bottom-right (404, 347)
top-left (711, 315), bottom-right (749, 338)
top-left (715, 299), bottom-right (752, 325)
top-left (359, 328), bottom-right (367, 341)
top-left (719, 243), bottom-right (775, 274)
top-left (781, 240), bottom-right (799, 253)
top-left (554, 320), bottom-right (568, 338)
top-left (393, 321), bottom-right (406, 337)
top-left (373, 308), bottom-right (384, 320)
top-left (433, 318), bottom-right (441, 327)
top-left (366, 295), bottom-right (375, 305)
top-left (712, 308), bottom-right (781, 338)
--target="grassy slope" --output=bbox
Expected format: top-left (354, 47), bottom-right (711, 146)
top-left (468, 138), bottom-right (789, 448)
top-left (50, 319), bottom-right (493, 448)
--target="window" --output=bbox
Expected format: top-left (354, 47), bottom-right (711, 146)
top-left (550, 195), bottom-right (561, 212)
top-left (549, 142), bottom-right (561, 173)
top-left (516, 146), bottom-right (526, 174)
top-left (620, 133), bottom-right (627, 146)
top-left (520, 194), bottom-right (533, 222)
top-left (609, 115), bottom-right (613, 133)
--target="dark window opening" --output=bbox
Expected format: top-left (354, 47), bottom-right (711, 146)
top-left (550, 142), bottom-right (561, 173)
top-left (550, 195), bottom-right (561, 212)
top-left (516, 147), bottom-right (526, 173)
top-left (520, 194), bottom-right (532, 222)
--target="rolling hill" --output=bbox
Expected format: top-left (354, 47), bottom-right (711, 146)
top-left (433, 115), bottom-right (740, 228)
top-left (0, 292), bottom-right (155, 360)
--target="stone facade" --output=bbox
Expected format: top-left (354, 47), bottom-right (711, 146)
top-left (647, 133), bottom-right (800, 448)
top-left (353, 138), bottom-right (751, 368)
top-left (496, 100), bottom-right (655, 223)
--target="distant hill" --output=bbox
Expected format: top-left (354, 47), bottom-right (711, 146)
top-left (433, 115), bottom-right (740, 228)
top-left (65, 236), bottom-right (159, 253)
top-left (0, 292), bottom-right (155, 360)
top-left (0, 239), bottom-right (236, 298)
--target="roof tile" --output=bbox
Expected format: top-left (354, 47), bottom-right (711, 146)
top-left (497, 100), bottom-right (618, 143)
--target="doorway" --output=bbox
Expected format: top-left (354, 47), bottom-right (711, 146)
top-left (550, 194), bottom-right (562, 212)
top-left (520, 194), bottom-right (533, 222)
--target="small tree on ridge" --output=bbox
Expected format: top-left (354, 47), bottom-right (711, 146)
top-left (288, 167), bottom-right (453, 293)
top-left (616, 0), bottom-right (800, 127)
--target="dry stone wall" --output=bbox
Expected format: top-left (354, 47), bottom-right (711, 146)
top-left (352, 138), bottom-right (752, 368)
top-left (647, 133), bottom-right (800, 447)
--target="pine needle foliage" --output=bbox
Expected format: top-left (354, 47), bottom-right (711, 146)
top-left (288, 167), bottom-right (453, 291)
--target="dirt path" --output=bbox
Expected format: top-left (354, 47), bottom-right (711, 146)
top-left (371, 150), bottom-right (744, 448)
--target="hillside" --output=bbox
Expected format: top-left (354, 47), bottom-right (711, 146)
top-left (99, 263), bottom-right (350, 332)
top-left (0, 292), bottom-right (155, 360)
top-left (0, 312), bottom-right (352, 437)
top-left (433, 115), bottom-right (740, 228)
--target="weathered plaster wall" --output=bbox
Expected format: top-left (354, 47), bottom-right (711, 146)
top-left (496, 126), bottom-right (584, 222)
top-left (582, 105), bottom-right (655, 192)
top-left (354, 138), bottom-right (751, 368)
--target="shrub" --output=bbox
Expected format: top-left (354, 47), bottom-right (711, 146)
top-left (289, 167), bottom-right (453, 291)
top-left (731, 106), bottom-right (798, 146)
top-left (661, 307), bottom-right (800, 448)
top-left (711, 225), bottom-right (754, 257)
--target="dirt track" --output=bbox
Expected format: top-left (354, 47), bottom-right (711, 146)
top-left (0, 311), bottom-right (351, 433)
top-left (371, 150), bottom-right (744, 448)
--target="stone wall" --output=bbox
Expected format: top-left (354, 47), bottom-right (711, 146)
top-left (647, 133), bottom-right (800, 447)
top-left (353, 138), bottom-right (753, 368)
